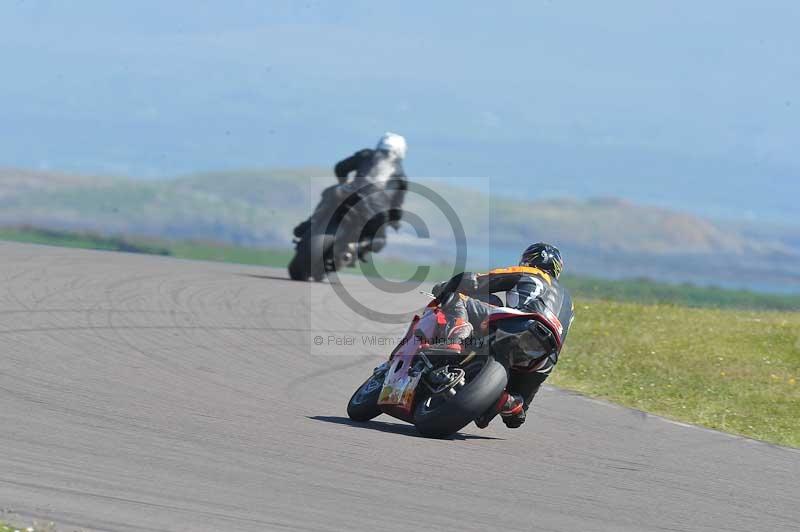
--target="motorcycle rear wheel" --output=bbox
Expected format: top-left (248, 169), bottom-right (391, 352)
top-left (288, 234), bottom-right (331, 282)
top-left (288, 242), bottom-right (310, 281)
top-left (413, 357), bottom-right (507, 438)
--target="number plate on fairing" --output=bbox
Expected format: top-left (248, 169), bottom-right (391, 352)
top-left (376, 307), bottom-right (440, 412)
top-left (377, 362), bottom-right (421, 410)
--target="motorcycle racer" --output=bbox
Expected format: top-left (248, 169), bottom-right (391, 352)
top-left (432, 243), bottom-right (574, 430)
top-left (293, 132), bottom-right (408, 259)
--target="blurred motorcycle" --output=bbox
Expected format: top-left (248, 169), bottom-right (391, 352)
top-left (288, 185), bottom-right (370, 281)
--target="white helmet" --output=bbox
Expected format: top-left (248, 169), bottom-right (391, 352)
top-left (376, 132), bottom-right (407, 159)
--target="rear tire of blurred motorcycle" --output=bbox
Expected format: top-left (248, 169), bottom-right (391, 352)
top-left (307, 233), bottom-right (333, 282)
top-left (413, 358), bottom-right (507, 438)
top-left (347, 373), bottom-right (384, 421)
top-left (288, 238), bottom-right (312, 281)
top-left (288, 234), bottom-right (330, 282)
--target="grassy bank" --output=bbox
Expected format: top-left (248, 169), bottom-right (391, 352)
top-left (0, 226), bottom-right (170, 255)
top-left (554, 299), bottom-right (800, 447)
top-left (561, 274), bottom-right (800, 312)
top-left (0, 520), bottom-right (54, 532)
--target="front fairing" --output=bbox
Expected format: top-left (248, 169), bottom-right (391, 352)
top-left (377, 307), bottom-right (442, 420)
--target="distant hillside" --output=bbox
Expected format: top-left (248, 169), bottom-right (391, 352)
top-left (0, 167), bottom-right (798, 293)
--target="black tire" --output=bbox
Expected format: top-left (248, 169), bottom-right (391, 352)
top-left (307, 234), bottom-right (332, 282)
top-left (288, 234), bottom-right (332, 282)
top-left (413, 358), bottom-right (507, 438)
top-left (346, 372), bottom-right (385, 422)
top-left (288, 239), bottom-right (311, 281)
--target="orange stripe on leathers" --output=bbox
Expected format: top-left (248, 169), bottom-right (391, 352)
top-left (481, 266), bottom-right (552, 285)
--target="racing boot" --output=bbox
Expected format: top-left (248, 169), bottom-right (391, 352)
top-left (501, 394), bottom-right (526, 428)
top-left (356, 239), bottom-right (372, 262)
top-left (357, 235), bottom-right (387, 261)
top-left (339, 242), bottom-right (358, 268)
top-left (428, 318), bottom-right (473, 354)
top-left (427, 291), bottom-right (474, 354)
top-left (475, 392), bottom-right (525, 429)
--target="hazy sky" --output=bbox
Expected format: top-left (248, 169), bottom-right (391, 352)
top-left (1, 1), bottom-right (798, 222)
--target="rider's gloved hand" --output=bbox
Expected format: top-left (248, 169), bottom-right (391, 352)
top-left (449, 272), bottom-right (478, 295)
top-left (431, 281), bottom-right (458, 309)
top-left (431, 281), bottom-right (447, 298)
top-left (432, 272), bottom-right (478, 307)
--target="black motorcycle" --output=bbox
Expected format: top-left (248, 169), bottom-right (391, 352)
top-left (289, 185), bottom-right (371, 282)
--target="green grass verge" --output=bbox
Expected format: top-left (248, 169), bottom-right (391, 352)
top-left (0, 520), bottom-right (55, 532)
top-left (561, 274), bottom-right (800, 312)
top-left (0, 226), bottom-right (170, 255)
top-left (554, 298), bottom-right (800, 447)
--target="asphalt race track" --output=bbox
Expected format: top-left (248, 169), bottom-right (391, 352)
top-left (1, 242), bottom-right (798, 532)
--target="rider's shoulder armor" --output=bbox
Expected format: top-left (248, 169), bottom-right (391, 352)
top-left (356, 150), bottom-right (404, 183)
top-left (484, 265), bottom-right (553, 283)
top-left (481, 265), bottom-right (573, 337)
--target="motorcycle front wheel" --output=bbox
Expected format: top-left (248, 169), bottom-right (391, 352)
top-left (346, 372), bottom-right (385, 422)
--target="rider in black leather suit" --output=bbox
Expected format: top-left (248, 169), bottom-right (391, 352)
top-left (433, 243), bottom-right (574, 429)
top-left (293, 132), bottom-right (408, 258)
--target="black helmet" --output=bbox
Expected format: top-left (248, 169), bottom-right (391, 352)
top-left (520, 242), bottom-right (563, 279)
